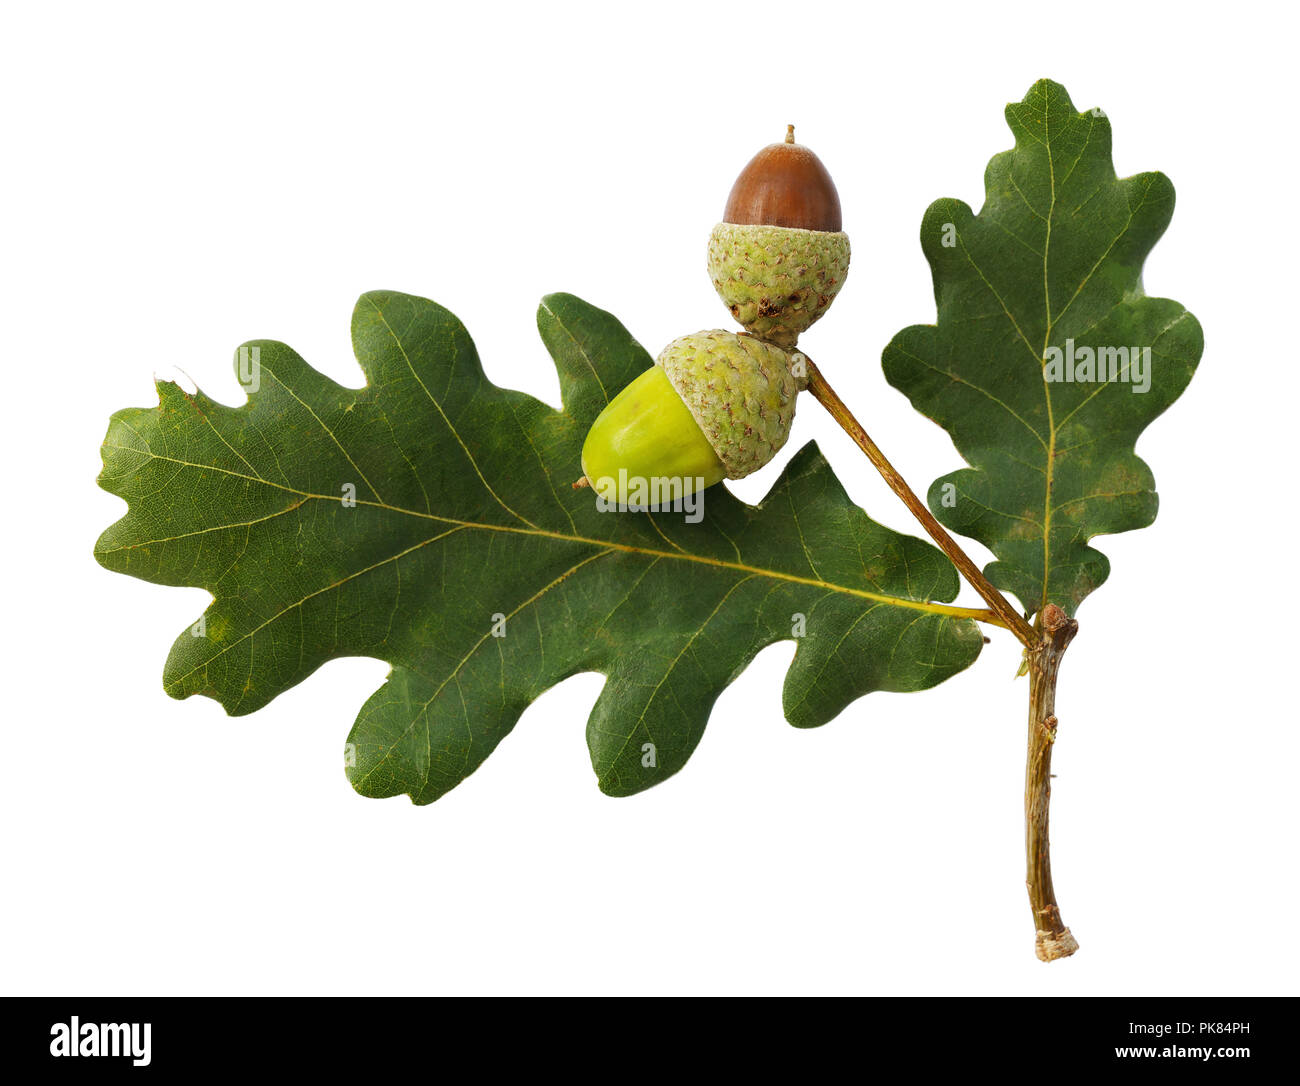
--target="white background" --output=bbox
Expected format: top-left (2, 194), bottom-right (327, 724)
top-left (4, 0), bottom-right (1295, 996)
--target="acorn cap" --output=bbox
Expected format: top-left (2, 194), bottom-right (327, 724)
top-left (707, 222), bottom-right (851, 348)
top-left (657, 330), bottom-right (803, 480)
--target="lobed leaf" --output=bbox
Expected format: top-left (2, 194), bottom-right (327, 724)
top-left (883, 79), bottom-right (1203, 617)
top-left (97, 291), bottom-right (985, 802)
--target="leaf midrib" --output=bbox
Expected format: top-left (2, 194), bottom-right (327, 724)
top-left (1040, 88), bottom-right (1060, 616)
top-left (100, 442), bottom-right (992, 624)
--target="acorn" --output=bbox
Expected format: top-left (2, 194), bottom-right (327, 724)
top-left (707, 125), bottom-right (850, 347)
top-left (577, 127), bottom-right (843, 506)
top-left (579, 330), bottom-right (804, 505)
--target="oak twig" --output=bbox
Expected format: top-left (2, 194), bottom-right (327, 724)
top-left (1025, 603), bottom-right (1079, 961)
top-left (804, 358), bottom-right (1079, 961)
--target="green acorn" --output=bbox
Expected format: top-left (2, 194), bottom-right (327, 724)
top-left (579, 331), bottom-right (804, 505)
top-left (707, 126), bottom-right (850, 347)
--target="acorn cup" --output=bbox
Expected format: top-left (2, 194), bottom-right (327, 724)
top-left (577, 127), bottom-right (847, 505)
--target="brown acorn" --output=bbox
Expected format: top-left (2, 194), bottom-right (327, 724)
top-left (707, 126), bottom-right (851, 347)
